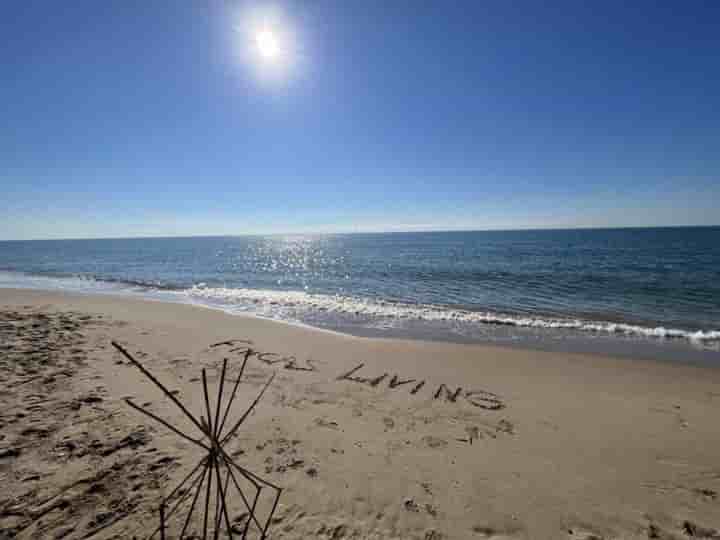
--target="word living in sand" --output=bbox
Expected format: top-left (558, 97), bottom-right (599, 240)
top-left (336, 363), bottom-right (505, 410)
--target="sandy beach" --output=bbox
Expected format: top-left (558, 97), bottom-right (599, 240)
top-left (1, 288), bottom-right (720, 540)
top-left (5, 0), bottom-right (719, 537)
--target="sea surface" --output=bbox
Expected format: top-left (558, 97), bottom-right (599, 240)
top-left (1, 228), bottom-right (719, 364)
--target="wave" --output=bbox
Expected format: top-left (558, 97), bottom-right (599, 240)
top-left (3, 270), bottom-right (718, 346)
top-left (185, 285), bottom-right (720, 344)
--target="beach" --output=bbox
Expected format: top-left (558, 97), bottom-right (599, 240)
top-left (2, 288), bottom-right (719, 539)
top-left (4, 0), bottom-right (719, 536)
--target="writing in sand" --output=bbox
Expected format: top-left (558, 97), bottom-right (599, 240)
top-left (209, 339), bottom-right (506, 411)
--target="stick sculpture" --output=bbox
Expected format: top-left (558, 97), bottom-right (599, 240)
top-left (111, 341), bottom-right (282, 539)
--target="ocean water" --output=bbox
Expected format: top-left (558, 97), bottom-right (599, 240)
top-left (1, 228), bottom-right (719, 363)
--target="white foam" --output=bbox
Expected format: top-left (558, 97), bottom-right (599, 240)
top-left (3, 271), bottom-right (717, 346)
top-left (185, 285), bottom-right (720, 344)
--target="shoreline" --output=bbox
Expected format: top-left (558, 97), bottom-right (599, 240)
top-left (2, 283), bottom-right (719, 367)
top-left (2, 287), bottom-right (717, 375)
top-left (2, 288), bottom-right (720, 538)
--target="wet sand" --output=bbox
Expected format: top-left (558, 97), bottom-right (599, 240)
top-left (1, 288), bottom-right (720, 539)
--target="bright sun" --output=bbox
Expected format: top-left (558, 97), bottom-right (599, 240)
top-left (255, 29), bottom-right (280, 60)
top-left (233, 6), bottom-right (295, 80)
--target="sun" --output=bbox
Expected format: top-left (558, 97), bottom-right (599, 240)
top-left (231, 6), bottom-right (296, 81)
top-left (255, 28), bottom-right (280, 61)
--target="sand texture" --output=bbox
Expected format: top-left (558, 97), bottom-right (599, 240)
top-left (1, 289), bottom-right (720, 540)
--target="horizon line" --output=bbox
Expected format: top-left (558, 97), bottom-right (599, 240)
top-left (1, 223), bottom-right (718, 242)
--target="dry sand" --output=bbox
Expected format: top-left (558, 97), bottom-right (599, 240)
top-left (1, 289), bottom-right (719, 540)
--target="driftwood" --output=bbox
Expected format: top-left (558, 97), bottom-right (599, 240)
top-left (112, 341), bottom-right (282, 539)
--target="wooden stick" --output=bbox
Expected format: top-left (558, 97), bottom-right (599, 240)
top-left (213, 458), bottom-right (234, 539)
top-left (202, 369), bottom-right (214, 440)
top-left (219, 467), bottom-right (234, 539)
top-left (220, 456), bottom-right (264, 532)
top-left (216, 350), bottom-right (250, 439)
top-left (148, 459), bottom-right (208, 539)
top-left (224, 456), bottom-right (283, 538)
top-left (213, 456), bottom-right (222, 540)
top-left (213, 457), bottom-right (222, 540)
top-left (225, 454), bottom-right (281, 490)
top-left (213, 359), bottom-right (227, 440)
top-left (125, 399), bottom-right (209, 451)
top-left (242, 481), bottom-right (261, 538)
top-left (260, 486), bottom-right (284, 540)
top-left (220, 371), bottom-right (276, 445)
top-left (179, 462), bottom-right (209, 540)
top-left (217, 447), bottom-right (260, 490)
top-left (202, 455), bottom-right (214, 540)
top-left (112, 341), bottom-right (208, 438)
top-left (221, 449), bottom-right (283, 536)
top-left (112, 340), bottom-right (284, 538)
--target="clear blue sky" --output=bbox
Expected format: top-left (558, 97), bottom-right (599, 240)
top-left (2, 1), bottom-right (719, 240)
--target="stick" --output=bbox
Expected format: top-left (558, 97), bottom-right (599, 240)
top-left (213, 359), bottom-right (227, 439)
top-left (260, 486), bottom-right (283, 539)
top-left (224, 453), bottom-right (281, 490)
top-left (221, 448), bottom-right (284, 536)
top-left (202, 369), bottom-right (214, 439)
top-left (242, 481), bottom-right (261, 538)
top-left (213, 457), bottom-right (234, 539)
top-left (125, 399), bottom-right (210, 451)
top-left (163, 458), bottom-right (208, 512)
top-left (179, 462), bottom-right (209, 540)
top-left (202, 456), bottom-right (214, 540)
top-left (219, 467), bottom-right (234, 539)
top-left (112, 341), bottom-right (208, 438)
top-left (213, 457), bottom-right (222, 540)
top-left (217, 350), bottom-right (250, 439)
top-left (220, 455), bottom-right (264, 532)
top-left (223, 454), bottom-right (283, 538)
top-left (220, 371), bottom-right (276, 445)
top-left (148, 459), bottom-right (208, 539)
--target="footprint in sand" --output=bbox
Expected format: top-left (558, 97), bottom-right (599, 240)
top-left (566, 527), bottom-right (606, 540)
top-left (422, 435), bottom-right (448, 449)
top-left (693, 488), bottom-right (718, 501)
top-left (682, 520), bottom-right (720, 539)
top-left (314, 417), bottom-right (340, 430)
top-left (471, 525), bottom-right (524, 539)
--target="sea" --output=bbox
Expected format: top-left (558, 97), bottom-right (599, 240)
top-left (1, 227), bottom-right (719, 365)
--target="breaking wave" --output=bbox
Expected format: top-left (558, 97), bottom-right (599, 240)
top-left (3, 270), bottom-right (718, 347)
top-left (185, 285), bottom-right (720, 344)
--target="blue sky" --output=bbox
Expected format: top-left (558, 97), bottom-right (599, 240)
top-left (1, 1), bottom-right (719, 240)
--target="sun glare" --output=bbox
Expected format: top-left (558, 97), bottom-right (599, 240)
top-left (232, 5), bottom-right (298, 82)
top-left (255, 29), bottom-right (280, 60)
